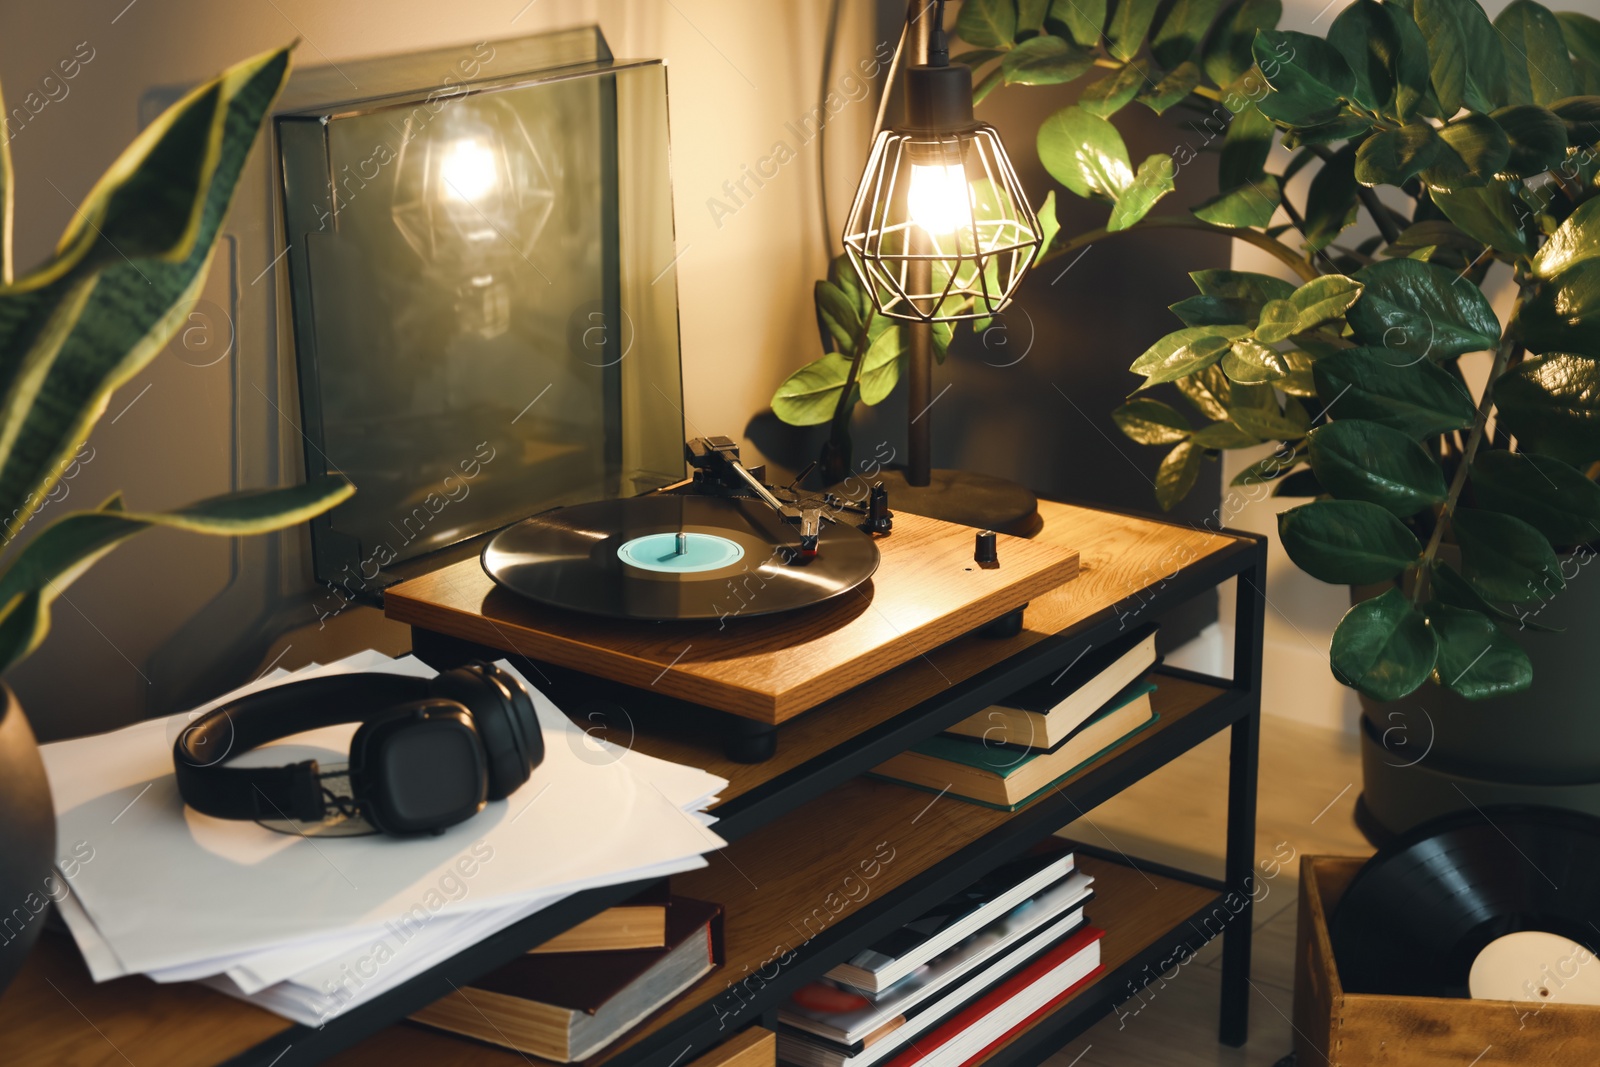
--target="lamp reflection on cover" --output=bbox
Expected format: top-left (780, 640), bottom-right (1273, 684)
top-left (390, 95), bottom-right (556, 339)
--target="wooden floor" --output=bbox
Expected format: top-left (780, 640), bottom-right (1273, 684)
top-left (1048, 712), bottom-right (1373, 1067)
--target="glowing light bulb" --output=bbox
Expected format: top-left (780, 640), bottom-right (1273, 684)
top-left (438, 138), bottom-right (498, 203)
top-left (907, 162), bottom-right (973, 236)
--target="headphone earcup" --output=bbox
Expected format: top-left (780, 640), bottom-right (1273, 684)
top-left (429, 664), bottom-right (536, 800)
top-left (477, 661), bottom-right (542, 773)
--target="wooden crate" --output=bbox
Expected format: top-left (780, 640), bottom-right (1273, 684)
top-left (1294, 855), bottom-right (1600, 1065)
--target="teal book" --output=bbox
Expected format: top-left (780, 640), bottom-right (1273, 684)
top-left (870, 681), bottom-right (1158, 811)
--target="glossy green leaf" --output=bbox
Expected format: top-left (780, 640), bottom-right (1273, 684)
top-left (1561, 14), bottom-right (1600, 74)
top-left (771, 352), bottom-right (854, 425)
top-left (973, 64), bottom-right (1007, 104)
top-left (1453, 506), bottom-right (1565, 603)
top-left (1170, 294), bottom-right (1257, 327)
top-left (1423, 113), bottom-right (1511, 187)
top-left (1222, 338), bottom-right (1288, 383)
top-left (1018, 0), bottom-right (1051, 34)
top-left (952, 48), bottom-right (1008, 71)
top-left (1415, 0), bottom-right (1508, 114)
top-left (1302, 142), bottom-right (1360, 252)
top-left (1114, 397), bottom-right (1193, 444)
top-left (1203, 0), bottom-right (1283, 88)
top-left (1531, 194), bottom-right (1600, 279)
top-left (1081, 60), bottom-right (1151, 116)
top-left (1130, 325), bottom-right (1253, 386)
top-left (1309, 418), bottom-right (1448, 516)
top-left (1492, 104), bottom-right (1570, 176)
top-left (1328, 0), bottom-right (1432, 121)
top-left (1355, 124), bottom-right (1441, 186)
top-left (1192, 176), bottom-right (1282, 229)
top-left (1193, 420), bottom-right (1263, 448)
top-left (1230, 394), bottom-right (1311, 438)
top-left (1496, 0), bottom-right (1577, 107)
top-left (1254, 29), bottom-right (1358, 125)
top-left (1291, 274), bottom-right (1364, 330)
top-left (1331, 587), bottom-right (1437, 700)
top-left (1107, 0), bottom-right (1162, 61)
top-left (1176, 365), bottom-right (1233, 420)
top-left (1516, 260), bottom-right (1600, 356)
top-left (1190, 270), bottom-right (1296, 311)
top-left (1232, 446), bottom-right (1305, 487)
top-left (1346, 258), bottom-right (1502, 358)
top-left (1152, 0), bottom-right (1224, 68)
top-left (1049, 0), bottom-right (1108, 48)
top-left (1155, 440), bottom-right (1204, 510)
top-left (1138, 60), bottom-right (1204, 114)
top-left (1492, 353), bottom-right (1600, 463)
top-left (814, 280), bottom-right (861, 355)
top-left (1108, 154), bottom-right (1177, 231)
top-left (1037, 190), bottom-right (1062, 256)
top-left (1002, 35), bottom-right (1098, 85)
top-left (1281, 349), bottom-right (1317, 396)
top-left (1471, 450), bottom-right (1600, 546)
top-left (1431, 559), bottom-right (1561, 633)
top-left (1429, 184), bottom-right (1529, 259)
top-left (859, 327), bottom-right (907, 404)
top-left (957, 0), bottom-right (1019, 48)
top-left (1426, 605), bottom-right (1533, 699)
top-left (1279, 500), bottom-right (1422, 584)
top-left (1253, 299), bottom-right (1300, 343)
top-left (1550, 95), bottom-right (1600, 143)
top-left (1311, 346), bottom-right (1476, 436)
top-left (1219, 99), bottom-right (1277, 191)
top-left (1282, 115), bottom-right (1377, 146)
top-left (1038, 105), bottom-right (1134, 199)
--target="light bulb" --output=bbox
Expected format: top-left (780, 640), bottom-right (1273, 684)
top-left (438, 138), bottom-right (498, 203)
top-left (906, 162), bottom-right (973, 237)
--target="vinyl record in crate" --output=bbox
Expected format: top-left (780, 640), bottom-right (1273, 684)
top-left (1330, 807), bottom-right (1600, 1000)
top-left (482, 495), bottom-right (880, 621)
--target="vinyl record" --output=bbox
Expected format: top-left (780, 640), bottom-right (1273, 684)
top-left (1330, 807), bottom-right (1600, 998)
top-left (481, 495), bottom-right (880, 621)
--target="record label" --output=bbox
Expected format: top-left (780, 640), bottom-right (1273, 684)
top-left (1469, 930), bottom-right (1600, 1005)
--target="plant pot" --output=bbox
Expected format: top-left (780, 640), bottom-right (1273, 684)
top-left (0, 684), bottom-right (55, 995)
top-left (1356, 550), bottom-right (1600, 839)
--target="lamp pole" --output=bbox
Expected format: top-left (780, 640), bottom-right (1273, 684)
top-left (905, 0), bottom-right (934, 489)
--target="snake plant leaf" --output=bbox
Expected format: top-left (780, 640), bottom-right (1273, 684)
top-left (1492, 353), bottom-right (1600, 463)
top-left (1491, 104), bottom-right (1570, 176)
top-left (1426, 604), bottom-right (1533, 699)
top-left (956, 0), bottom-right (1018, 48)
top-left (1080, 60), bottom-right (1150, 117)
top-left (1038, 106), bottom-right (1134, 200)
top-left (1516, 260), bottom-right (1600, 356)
top-left (1331, 587), bottom-right (1437, 700)
top-left (1107, 154), bottom-right (1177, 231)
top-left (1415, 0), bottom-right (1508, 114)
top-left (1309, 418), bottom-right (1448, 516)
top-left (1354, 124), bottom-right (1441, 187)
top-left (1422, 113), bottom-right (1512, 187)
top-left (1454, 506), bottom-right (1565, 604)
top-left (1155, 440), bottom-right (1204, 510)
top-left (1253, 29), bottom-right (1357, 126)
top-left (0, 475), bottom-right (352, 674)
top-left (1495, 0), bottom-right (1576, 107)
top-left (1430, 559), bottom-right (1560, 633)
top-left (0, 46), bottom-right (292, 542)
top-left (1048, 0), bottom-right (1108, 49)
top-left (1429, 184), bottom-right (1529, 259)
top-left (1346, 258), bottom-right (1502, 359)
top-left (1113, 398), bottom-right (1192, 444)
top-left (1470, 450), bottom-right (1600, 546)
top-left (1001, 35), bottom-right (1097, 85)
top-left (1328, 0), bottom-right (1433, 121)
top-left (1107, 0), bottom-right (1162, 61)
top-left (1130, 325), bottom-right (1253, 387)
top-left (1138, 61), bottom-right (1204, 114)
top-left (1152, 0), bottom-right (1224, 68)
top-left (1311, 346), bottom-right (1476, 437)
top-left (1531, 194), bottom-right (1600, 279)
top-left (1279, 499), bottom-right (1422, 584)
top-left (1204, 0), bottom-right (1283, 89)
top-left (1192, 176), bottom-right (1282, 229)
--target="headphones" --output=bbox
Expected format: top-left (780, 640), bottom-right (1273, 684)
top-left (173, 661), bottom-right (544, 837)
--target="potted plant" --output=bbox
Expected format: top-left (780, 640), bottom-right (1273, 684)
top-left (0, 44), bottom-right (351, 993)
top-left (769, 0), bottom-right (1600, 835)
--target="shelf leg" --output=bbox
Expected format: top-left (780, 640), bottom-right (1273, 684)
top-left (723, 717), bottom-right (778, 763)
top-left (1219, 548), bottom-right (1266, 1046)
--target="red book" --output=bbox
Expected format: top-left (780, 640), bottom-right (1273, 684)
top-left (880, 926), bottom-right (1105, 1067)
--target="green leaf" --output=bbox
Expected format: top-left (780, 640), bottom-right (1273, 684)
top-left (1331, 587), bottom-right (1437, 700)
top-left (1253, 299), bottom-right (1299, 343)
top-left (1492, 353), bottom-right (1600, 463)
top-left (1152, 0), bottom-right (1223, 68)
top-left (1038, 105), bottom-right (1135, 200)
top-left (1515, 260), bottom-right (1600, 357)
top-left (1302, 142), bottom-right (1360, 252)
top-left (1037, 190), bottom-right (1062, 256)
top-left (1491, 104), bottom-right (1569, 176)
top-left (1415, 0), bottom-right (1508, 115)
top-left (1175, 365), bottom-right (1233, 420)
top-left (1531, 193), bottom-right (1600, 279)
top-left (859, 326), bottom-right (907, 405)
top-left (772, 352), bottom-right (854, 425)
top-left (1311, 346), bottom-right (1476, 437)
top-left (1221, 338), bottom-right (1288, 383)
top-left (1107, 0), bottom-right (1162, 61)
top-left (1232, 446), bottom-right (1304, 487)
top-left (1130, 325), bottom-right (1252, 386)
top-left (1138, 60), bottom-right (1204, 114)
top-left (1328, 0), bottom-right (1433, 121)
top-left (1278, 499), bottom-right (1422, 584)
top-left (1219, 98), bottom-right (1277, 191)
top-left (1471, 450), bottom-right (1600, 546)
top-left (1290, 274), bottom-right (1364, 330)
top-left (1309, 418), bottom-right (1448, 516)
top-left (1114, 397), bottom-right (1193, 443)
top-left (1108, 154), bottom-right (1177, 231)
top-left (1496, 0), bottom-right (1577, 107)
top-left (1203, 0), bottom-right (1283, 89)
top-left (1355, 124), bottom-right (1441, 186)
top-left (814, 280), bottom-right (861, 355)
top-left (1429, 184), bottom-right (1529, 259)
top-left (1193, 420), bottom-right (1262, 448)
top-left (1563, 13), bottom-right (1600, 68)
top-left (952, 48), bottom-right (1008, 71)
top-left (1049, 0), bottom-right (1107, 48)
top-left (1453, 506), bottom-right (1565, 603)
top-left (1282, 115), bottom-right (1377, 147)
top-left (1254, 29), bottom-right (1358, 126)
top-left (1001, 35), bottom-right (1097, 85)
top-left (1229, 394), bottom-right (1311, 438)
top-left (1192, 176), bottom-right (1282, 229)
top-left (1281, 349), bottom-right (1317, 396)
top-left (1080, 60), bottom-right (1149, 116)
top-left (1423, 113), bottom-right (1512, 187)
top-left (1190, 269), bottom-right (1295, 311)
top-left (1550, 95), bottom-right (1600, 143)
top-left (1346, 258), bottom-right (1502, 359)
top-left (1018, 0), bottom-right (1051, 34)
top-left (1426, 605), bottom-right (1532, 699)
top-left (1431, 560), bottom-right (1561, 633)
top-left (1170, 293), bottom-right (1259, 327)
top-left (1155, 440), bottom-right (1204, 510)
top-left (973, 64), bottom-right (1007, 104)
top-left (957, 0), bottom-right (1019, 48)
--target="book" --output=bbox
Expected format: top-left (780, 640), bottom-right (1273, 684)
top-left (528, 890), bottom-right (668, 954)
top-left (869, 682), bottom-right (1158, 810)
top-left (410, 898), bottom-right (721, 1062)
top-left (878, 926), bottom-right (1105, 1067)
top-left (776, 913), bottom-right (1095, 1067)
top-left (780, 871), bottom-right (1094, 1046)
top-left (945, 625), bottom-right (1158, 749)
top-left (824, 843), bottom-right (1075, 993)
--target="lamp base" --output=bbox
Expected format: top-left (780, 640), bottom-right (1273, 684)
top-left (874, 468), bottom-right (1041, 538)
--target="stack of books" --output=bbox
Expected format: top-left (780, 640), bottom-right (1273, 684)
top-left (777, 842), bottom-right (1101, 1067)
top-left (870, 626), bottom-right (1160, 810)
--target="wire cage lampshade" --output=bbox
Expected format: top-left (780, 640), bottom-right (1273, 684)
top-left (843, 119), bottom-right (1040, 324)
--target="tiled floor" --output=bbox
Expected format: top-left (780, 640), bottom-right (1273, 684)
top-left (1047, 712), bottom-right (1373, 1066)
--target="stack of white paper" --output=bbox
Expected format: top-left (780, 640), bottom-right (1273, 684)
top-left (41, 651), bottom-right (727, 1027)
